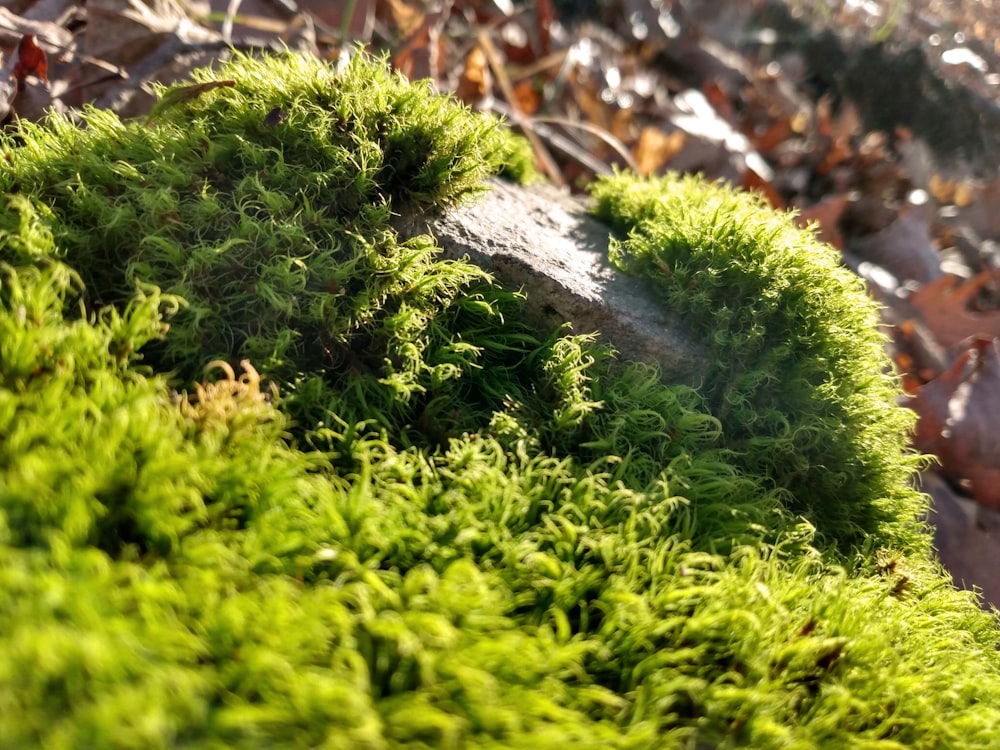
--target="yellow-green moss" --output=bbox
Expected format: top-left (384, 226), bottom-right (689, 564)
top-left (1, 51), bottom-right (999, 748)
top-left (589, 171), bottom-right (927, 552)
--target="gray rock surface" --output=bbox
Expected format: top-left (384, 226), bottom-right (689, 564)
top-left (410, 179), bottom-right (709, 385)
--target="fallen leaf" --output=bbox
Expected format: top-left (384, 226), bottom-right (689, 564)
top-left (535, 0), bottom-right (556, 54)
top-left (0, 33), bottom-right (50, 121)
top-left (262, 106), bottom-right (289, 128)
top-left (924, 469), bottom-right (1000, 609)
top-left (633, 126), bottom-right (686, 176)
top-left (11, 34), bottom-right (48, 85)
top-left (742, 166), bottom-right (785, 209)
top-left (929, 174), bottom-right (976, 207)
top-left (795, 193), bottom-right (848, 248)
top-left (903, 271), bottom-right (1000, 349)
top-left (389, 1), bottom-right (449, 82)
top-left (455, 46), bottom-right (490, 105)
top-left (910, 336), bottom-right (1000, 509)
top-left (848, 207), bottom-right (942, 284)
top-left (949, 173), bottom-right (1000, 240)
top-left (752, 116), bottom-right (792, 155)
top-left (512, 79), bottom-right (541, 115)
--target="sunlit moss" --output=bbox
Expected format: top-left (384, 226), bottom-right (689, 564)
top-left (589, 171), bottom-right (928, 552)
top-left (1, 52), bottom-right (999, 749)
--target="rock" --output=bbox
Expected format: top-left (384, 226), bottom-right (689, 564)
top-left (408, 179), bottom-right (710, 385)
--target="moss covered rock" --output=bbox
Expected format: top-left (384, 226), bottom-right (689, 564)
top-left (1, 51), bottom-right (999, 748)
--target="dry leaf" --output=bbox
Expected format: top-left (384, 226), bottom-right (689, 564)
top-left (848, 208), bottom-right (941, 284)
top-left (11, 34), bottom-right (48, 85)
top-left (455, 46), bottom-right (490, 105)
top-left (929, 174), bottom-right (977, 207)
top-left (795, 194), bottom-right (848, 249)
top-left (742, 166), bottom-right (785, 209)
top-left (949, 173), bottom-right (1000, 240)
top-left (911, 336), bottom-right (1000, 509)
top-left (924, 469), bottom-right (1000, 609)
top-left (0, 33), bottom-right (50, 121)
top-left (145, 79), bottom-right (236, 125)
top-left (389, 0), bottom-right (449, 81)
top-left (262, 106), bottom-right (288, 127)
top-left (904, 271), bottom-right (1000, 349)
top-left (633, 126), bottom-right (685, 176)
top-left (512, 79), bottom-right (541, 115)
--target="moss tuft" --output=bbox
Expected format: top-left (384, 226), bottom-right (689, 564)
top-left (1, 51), bottom-right (534, 433)
top-left (589, 171), bottom-right (928, 552)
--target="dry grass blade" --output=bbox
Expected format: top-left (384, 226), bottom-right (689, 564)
top-left (476, 28), bottom-right (564, 188)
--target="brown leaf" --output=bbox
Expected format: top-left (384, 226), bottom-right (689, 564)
top-left (302, 0), bottom-right (375, 33)
top-left (0, 33), bottom-right (50, 121)
top-left (633, 126), bottom-right (685, 176)
top-left (742, 166), bottom-right (785, 210)
top-left (389, 1), bottom-right (450, 82)
top-left (795, 194), bottom-right (848, 249)
top-left (262, 107), bottom-right (289, 128)
top-left (949, 173), bottom-right (1000, 240)
top-left (752, 116), bottom-right (792, 155)
top-left (848, 208), bottom-right (941, 284)
top-left (455, 46), bottom-right (490, 105)
top-left (145, 79), bottom-right (237, 125)
top-left (911, 336), bottom-right (1000, 509)
top-left (929, 174), bottom-right (976, 207)
top-left (905, 271), bottom-right (1000, 349)
top-left (535, 0), bottom-right (557, 54)
top-left (512, 79), bottom-right (541, 116)
top-left (925, 469), bottom-right (1000, 609)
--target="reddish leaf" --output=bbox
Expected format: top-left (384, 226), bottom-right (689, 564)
top-left (752, 116), bottom-right (792, 155)
top-left (512, 79), bottom-right (541, 115)
top-left (388, 1), bottom-right (449, 82)
top-left (11, 34), bottom-right (47, 85)
top-left (535, 0), bottom-right (556, 53)
top-left (742, 166), bottom-right (785, 209)
top-left (910, 336), bottom-right (1000, 509)
top-left (1, 33), bottom-right (50, 121)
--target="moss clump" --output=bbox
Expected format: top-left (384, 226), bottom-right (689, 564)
top-left (589, 172), bottom-right (926, 552)
top-left (2, 52), bottom-right (1000, 748)
top-left (1, 51), bottom-right (535, 440)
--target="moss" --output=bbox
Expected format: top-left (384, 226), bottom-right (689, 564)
top-left (588, 171), bottom-right (927, 552)
top-left (1, 51), bottom-right (999, 748)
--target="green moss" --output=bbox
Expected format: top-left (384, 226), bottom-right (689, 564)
top-left (588, 172), bottom-right (928, 552)
top-left (1, 52), bottom-right (1000, 748)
